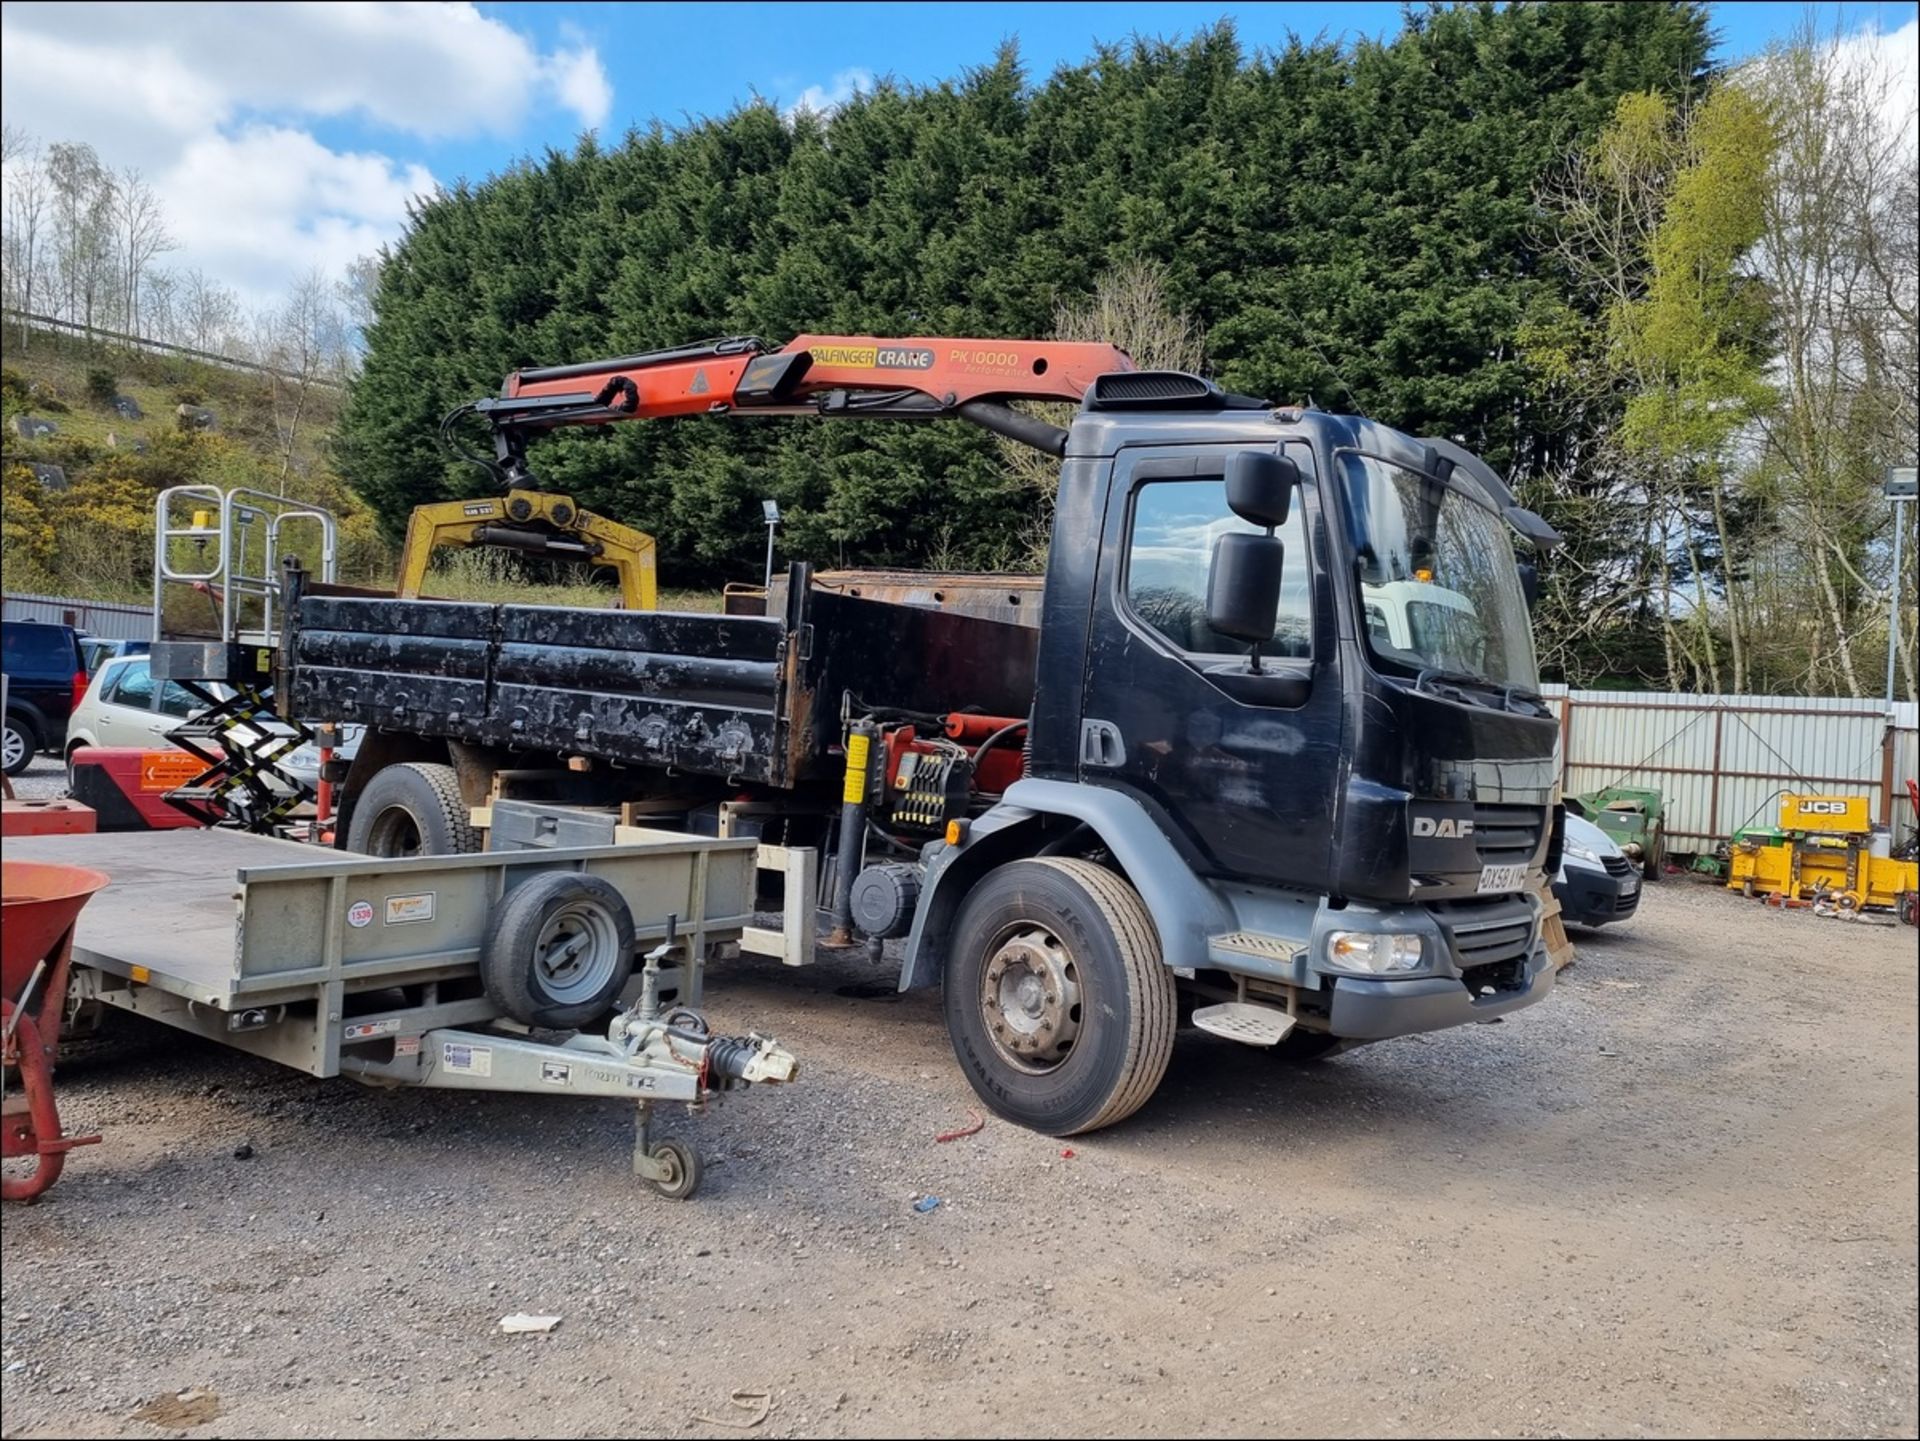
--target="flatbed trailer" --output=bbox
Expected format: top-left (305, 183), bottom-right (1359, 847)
top-left (4, 828), bottom-right (798, 1197)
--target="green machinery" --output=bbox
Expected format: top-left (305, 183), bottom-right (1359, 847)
top-left (1573, 786), bottom-right (1666, 881)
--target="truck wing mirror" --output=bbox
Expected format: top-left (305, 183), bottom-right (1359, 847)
top-left (1517, 560), bottom-right (1540, 611)
top-left (1206, 532), bottom-right (1283, 673)
top-left (1506, 505), bottom-right (1562, 551)
top-left (1225, 451), bottom-right (1298, 528)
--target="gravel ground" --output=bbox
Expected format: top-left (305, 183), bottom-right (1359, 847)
top-left (6, 755), bottom-right (68, 802)
top-left (2, 871), bottom-right (1915, 1439)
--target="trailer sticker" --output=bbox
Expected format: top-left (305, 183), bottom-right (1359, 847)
top-left (395, 1036), bottom-right (421, 1057)
top-left (344, 1017), bottom-right (403, 1041)
top-left (443, 1043), bottom-right (492, 1077)
top-left (462, 502), bottom-right (494, 517)
top-left (540, 1061), bottom-right (572, 1087)
top-left (346, 900), bottom-right (375, 928)
top-left (384, 892), bottom-right (436, 925)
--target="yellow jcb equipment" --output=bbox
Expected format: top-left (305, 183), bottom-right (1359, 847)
top-left (1727, 793), bottom-right (1918, 915)
top-left (395, 489), bottom-right (657, 610)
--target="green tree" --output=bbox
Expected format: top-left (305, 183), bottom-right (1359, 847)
top-left (336, 3), bottom-right (1713, 597)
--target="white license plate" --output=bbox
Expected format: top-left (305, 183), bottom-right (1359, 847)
top-left (1476, 863), bottom-right (1528, 894)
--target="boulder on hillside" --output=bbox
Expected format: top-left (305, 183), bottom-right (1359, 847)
top-left (176, 403), bottom-right (216, 431)
top-left (24, 462), bottom-right (68, 491)
top-left (111, 394), bottom-right (144, 420)
top-left (12, 414), bottom-right (57, 440)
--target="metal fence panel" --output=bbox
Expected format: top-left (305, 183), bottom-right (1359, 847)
top-left (1544, 686), bottom-right (1912, 849)
top-left (3, 592), bottom-right (151, 641)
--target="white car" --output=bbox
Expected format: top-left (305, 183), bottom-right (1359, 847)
top-left (64, 653), bottom-right (212, 770)
top-left (1552, 809), bottom-right (1643, 928)
top-left (64, 655), bottom-right (352, 789)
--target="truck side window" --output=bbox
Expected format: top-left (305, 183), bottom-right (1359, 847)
top-left (1125, 479), bottom-right (1312, 658)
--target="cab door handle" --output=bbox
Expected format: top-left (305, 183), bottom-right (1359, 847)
top-left (1080, 718), bottom-right (1124, 769)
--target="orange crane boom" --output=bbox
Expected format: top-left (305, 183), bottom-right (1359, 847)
top-left (454, 333), bottom-right (1137, 490)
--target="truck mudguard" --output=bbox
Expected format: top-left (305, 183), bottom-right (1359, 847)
top-left (898, 777), bottom-right (1233, 989)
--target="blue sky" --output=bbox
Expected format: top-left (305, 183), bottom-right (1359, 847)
top-left (2, 1), bottom-right (1914, 313)
top-left (367, 2), bottom-right (1920, 186)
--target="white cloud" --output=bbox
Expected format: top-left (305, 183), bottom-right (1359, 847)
top-left (1, 1), bottom-right (610, 141)
top-left (784, 68), bottom-right (874, 122)
top-left (544, 37), bottom-right (613, 133)
top-left (1832, 16), bottom-right (1919, 160)
top-left (0, 2), bottom-right (615, 311)
top-left (159, 127), bottom-right (436, 304)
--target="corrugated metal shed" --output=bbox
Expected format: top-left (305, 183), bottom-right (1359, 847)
top-left (3, 592), bottom-right (151, 641)
top-left (1542, 686), bottom-right (1915, 847)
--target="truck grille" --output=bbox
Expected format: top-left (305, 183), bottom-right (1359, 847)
top-left (1601, 854), bottom-right (1633, 878)
top-left (1473, 803), bottom-right (1544, 869)
top-left (1431, 896), bottom-right (1535, 969)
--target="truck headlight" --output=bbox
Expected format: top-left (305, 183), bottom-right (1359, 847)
top-left (1326, 931), bottom-right (1423, 973)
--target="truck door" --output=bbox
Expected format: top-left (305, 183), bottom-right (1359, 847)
top-left (1077, 442), bottom-right (1344, 891)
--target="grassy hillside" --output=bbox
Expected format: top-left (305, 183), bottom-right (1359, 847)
top-left (0, 326), bottom-right (718, 610)
top-left (1, 325), bottom-right (375, 602)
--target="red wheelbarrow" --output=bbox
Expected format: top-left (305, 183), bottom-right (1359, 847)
top-left (3, 860), bottom-right (109, 1201)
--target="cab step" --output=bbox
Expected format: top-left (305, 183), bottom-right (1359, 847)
top-left (1191, 1002), bottom-right (1296, 1047)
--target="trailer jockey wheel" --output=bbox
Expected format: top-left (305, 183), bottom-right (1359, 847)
top-left (480, 873), bottom-right (636, 1028)
top-left (644, 1139), bottom-right (702, 1200)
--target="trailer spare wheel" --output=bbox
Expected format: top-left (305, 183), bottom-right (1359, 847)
top-left (481, 872), bottom-right (636, 1028)
top-left (346, 762), bottom-right (479, 857)
top-left (943, 858), bottom-right (1176, 1136)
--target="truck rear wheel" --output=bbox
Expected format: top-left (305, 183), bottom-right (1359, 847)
top-left (481, 872), bottom-right (636, 1028)
top-left (346, 762), bottom-right (478, 857)
top-left (943, 858), bottom-right (1176, 1136)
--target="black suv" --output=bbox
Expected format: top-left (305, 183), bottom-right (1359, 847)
top-left (2, 620), bottom-right (88, 776)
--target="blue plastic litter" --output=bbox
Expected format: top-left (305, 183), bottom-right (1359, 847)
top-left (913, 1195), bottom-right (942, 1214)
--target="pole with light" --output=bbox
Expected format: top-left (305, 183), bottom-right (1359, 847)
top-left (761, 499), bottom-right (781, 595)
top-left (1887, 466), bottom-right (1917, 707)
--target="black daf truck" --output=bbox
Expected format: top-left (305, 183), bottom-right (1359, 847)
top-left (278, 336), bottom-right (1564, 1136)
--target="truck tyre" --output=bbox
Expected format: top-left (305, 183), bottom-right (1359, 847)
top-left (480, 872), bottom-right (636, 1028)
top-left (346, 762), bottom-right (478, 857)
top-left (943, 858), bottom-right (1176, 1136)
top-left (1643, 836), bottom-right (1664, 882)
top-left (3, 712), bottom-right (38, 777)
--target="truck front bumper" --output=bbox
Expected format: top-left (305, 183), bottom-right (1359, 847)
top-left (1325, 944), bottom-right (1555, 1040)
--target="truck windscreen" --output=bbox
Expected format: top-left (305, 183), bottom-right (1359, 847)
top-left (1340, 451), bottom-right (1540, 692)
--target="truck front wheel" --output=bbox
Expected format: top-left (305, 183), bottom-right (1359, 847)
top-left (943, 858), bottom-right (1176, 1136)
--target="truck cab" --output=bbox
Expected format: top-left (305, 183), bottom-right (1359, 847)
top-left (907, 395), bottom-right (1560, 1130)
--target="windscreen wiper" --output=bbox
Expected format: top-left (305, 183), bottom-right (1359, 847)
top-left (1413, 666), bottom-right (1546, 715)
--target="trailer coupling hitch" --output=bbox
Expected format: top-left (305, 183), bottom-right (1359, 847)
top-left (706, 1032), bottom-right (799, 1085)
